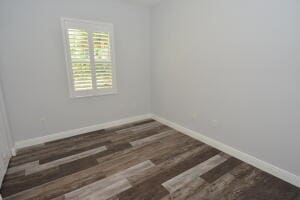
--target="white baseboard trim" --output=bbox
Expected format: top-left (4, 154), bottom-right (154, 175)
top-left (11, 148), bottom-right (16, 157)
top-left (14, 114), bottom-right (153, 151)
top-left (151, 114), bottom-right (300, 188)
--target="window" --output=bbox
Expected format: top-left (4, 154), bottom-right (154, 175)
top-left (61, 18), bottom-right (117, 98)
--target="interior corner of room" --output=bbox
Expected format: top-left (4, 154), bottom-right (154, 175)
top-left (0, 0), bottom-right (299, 199)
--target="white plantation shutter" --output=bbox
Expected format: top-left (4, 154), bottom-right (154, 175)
top-left (93, 32), bottom-right (113, 89)
top-left (61, 18), bottom-right (117, 98)
top-left (68, 29), bottom-right (93, 91)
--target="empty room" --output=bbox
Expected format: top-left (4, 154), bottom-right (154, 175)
top-left (0, 0), bottom-right (299, 199)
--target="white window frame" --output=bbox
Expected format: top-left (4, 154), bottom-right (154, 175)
top-left (61, 18), bottom-right (118, 98)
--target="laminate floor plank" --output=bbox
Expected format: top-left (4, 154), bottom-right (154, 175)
top-left (3, 142), bottom-right (133, 196)
top-left (162, 154), bottom-right (228, 193)
top-left (110, 125), bottom-right (170, 144)
top-left (186, 172), bottom-right (237, 200)
top-left (167, 176), bottom-right (206, 200)
top-left (39, 140), bottom-right (111, 164)
top-left (117, 147), bottom-right (221, 200)
top-left (2, 170), bottom-right (25, 182)
top-left (105, 119), bottom-right (155, 132)
top-left (103, 121), bottom-right (167, 144)
top-left (15, 144), bottom-right (46, 157)
top-left (82, 179), bottom-right (131, 200)
top-left (294, 193), bottom-right (300, 200)
top-left (201, 157), bottom-right (242, 183)
top-left (3, 162), bottom-right (106, 200)
top-left (64, 160), bottom-right (155, 200)
top-left (130, 129), bottom-right (176, 147)
top-left (96, 132), bottom-right (187, 168)
top-left (9, 139), bottom-right (110, 167)
top-left (26, 146), bottom-right (107, 175)
top-left (115, 121), bottom-right (162, 134)
top-left (227, 172), bottom-right (299, 200)
top-left (194, 166), bottom-right (264, 200)
top-left (6, 161), bottom-right (39, 175)
top-left (2, 156), bottom-right (99, 197)
top-left (127, 145), bottom-right (210, 186)
top-left (1, 119), bottom-right (298, 200)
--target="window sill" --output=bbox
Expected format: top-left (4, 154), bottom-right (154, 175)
top-left (69, 89), bottom-right (118, 99)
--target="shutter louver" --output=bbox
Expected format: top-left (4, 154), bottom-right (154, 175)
top-left (93, 32), bottom-right (113, 89)
top-left (67, 29), bottom-right (93, 91)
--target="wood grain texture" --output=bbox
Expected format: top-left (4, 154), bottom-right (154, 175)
top-left (64, 160), bottom-right (154, 200)
top-left (1, 119), bottom-right (298, 200)
top-left (162, 154), bottom-right (228, 193)
top-left (26, 146), bottom-right (107, 175)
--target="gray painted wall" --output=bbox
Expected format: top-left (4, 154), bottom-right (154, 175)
top-left (0, 0), bottom-right (151, 141)
top-left (151, 0), bottom-right (300, 176)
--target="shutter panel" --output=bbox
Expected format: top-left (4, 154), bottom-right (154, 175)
top-left (93, 32), bottom-right (113, 89)
top-left (67, 29), bottom-right (93, 91)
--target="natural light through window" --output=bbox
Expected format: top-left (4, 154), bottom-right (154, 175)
top-left (62, 18), bottom-right (117, 98)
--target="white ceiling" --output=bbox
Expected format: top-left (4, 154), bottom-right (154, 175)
top-left (125, 0), bottom-right (162, 6)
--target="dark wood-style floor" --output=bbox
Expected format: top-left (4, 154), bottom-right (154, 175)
top-left (1, 119), bottom-right (299, 200)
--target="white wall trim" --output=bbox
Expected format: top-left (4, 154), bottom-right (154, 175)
top-left (0, 153), bottom-right (10, 188)
top-left (151, 114), bottom-right (300, 188)
top-left (11, 148), bottom-right (16, 157)
top-left (0, 81), bottom-right (13, 187)
top-left (0, 85), bottom-right (14, 150)
top-left (14, 114), bottom-right (153, 151)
